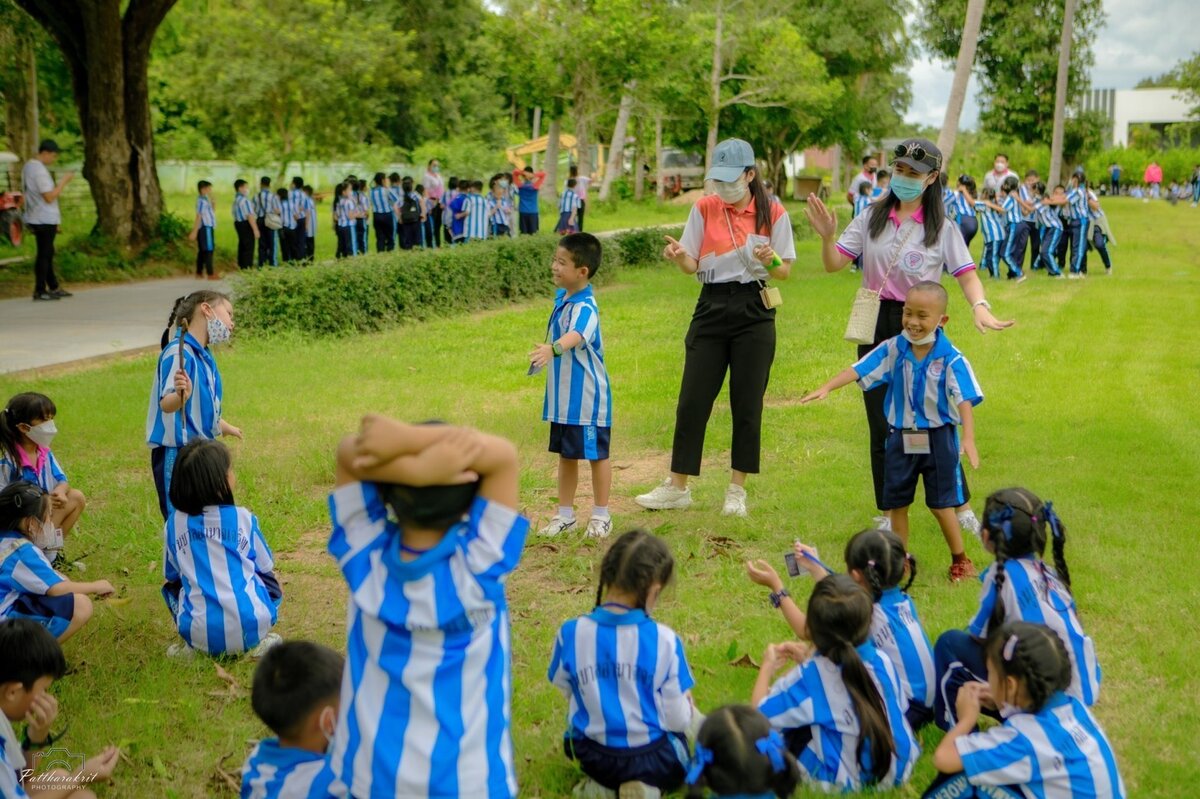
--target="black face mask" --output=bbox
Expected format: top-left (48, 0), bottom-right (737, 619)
top-left (866, 166), bottom-right (877, 174)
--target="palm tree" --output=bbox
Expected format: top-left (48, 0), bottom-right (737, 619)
top-left (937, 0), bottom-right (987, 166)
top-left (1048, 0), bottom-right (1077, 187)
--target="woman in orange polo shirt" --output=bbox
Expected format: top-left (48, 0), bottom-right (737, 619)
top-left (635, 139), bottom-right (795, 518)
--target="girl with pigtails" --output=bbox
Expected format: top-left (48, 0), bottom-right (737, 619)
top-left (932, 487), bottom-right (1101, 731)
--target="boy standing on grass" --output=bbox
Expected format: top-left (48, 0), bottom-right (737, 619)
top-left (232, 180), bottom-right (260, 271)
top-left (801, 281), bottom-right (983, 582)
top-left (529, 233), bottom-right (614, 539)
top-left (515, 165), bottom-right (546, 234)
top-left (188, 180), bottom-right (218, 280)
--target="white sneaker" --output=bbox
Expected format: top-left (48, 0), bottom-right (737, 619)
top-left (1067, 272), bottom-right (1081, 280)
top-left (872, 515), bottom-right (892, 531)
top-left (635, 479), bottom-right (692, 510)
top-left (721, 484), bottom-right (748, 517)
top-left (539, 515), bottom-right (577, 537)
top-left (586, 516), bottom-right (613, 539)
top-left (618, 783), bottom-right (661, 799)
top-left (572, 779), bottom-right (615, 799)
top-left (166, 641), bottom-right (195, 660)
top-left (958, 510), bottom-right (982, 540)
top-left (1105, 268), bottom-right (1112, 275)
top-left (249, 632), bottom-right (283, 658)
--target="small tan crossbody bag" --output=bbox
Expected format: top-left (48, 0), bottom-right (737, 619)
top-left (843, 222), bottom-right (918, 344)
top-left (722, 210), bottom-right (782, 309)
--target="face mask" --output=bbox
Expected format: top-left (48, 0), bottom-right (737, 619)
top-left (431, 166), bottom-right (440, 174)
top-left (890, 174), bottom-right (927, 201)
top-left (499, 180), bottom-right (509, 188)
top-left (23, 420), bottom-right (57, 448)
top-left (901, 328), bottom-right (937, 346)
top-left (713, 178), bottom-right (747, 204)
top-left (207, 315), bottom-right (231, 346)
top-left (995, 162), bottom-right (1006, 172)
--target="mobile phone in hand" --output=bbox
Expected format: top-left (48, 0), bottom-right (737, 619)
top-left (784, 552), bottom-right (802, 578)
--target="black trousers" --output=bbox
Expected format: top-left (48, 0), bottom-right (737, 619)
top-left (305, 236), bottom-right (315, 261)
top-left (256, 218), bottom-right (274, 266)
top-left (280, 228), bottom-right (300, 262)
top-left (577, 199), bottom-right (586, 232)
top-left (373, 212), bottom-right (394, 252)
top-left (958, 216), bottom-right (978, 247)
top-left (29, 223), bottom-right (60, 294)
top-left (430, 206), bottom-right (443, 247)
top-left (235, 220), bottom-right (255, 269)
top-left (519, 212), bottom-right (539, 235)
top-left (670, 282), bottom-right (776, 476)
top-left (399, 221), bottom-right (420, 249)
top-left (859, 300), bottom-right (969, 510)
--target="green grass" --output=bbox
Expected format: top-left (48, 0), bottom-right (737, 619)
top-left (1, 198), bottom-right (1198, 796)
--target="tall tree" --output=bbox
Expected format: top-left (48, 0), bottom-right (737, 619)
top-left (15, 0), bottom-right (175, 245)
top-left (1047, 0), bottom-right (1075, 186)
top-left (937, 0), bottom-right (986, 165)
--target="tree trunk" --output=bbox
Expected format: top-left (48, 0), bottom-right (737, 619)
top-left (937, 0), bottom-right (986, 166)
top-left (16, 0), bottom-right (173, 246)
top-left (598, 81), bottom-right (636, 202)
top-left (544, 117), bottom-right (561, 205)
top-left (573, 88), bottom-right (591, 185)
top-left (531, 106), bottom-right (542, 170)
top-left (1048, 0), bottom-right (1075, 187)
top-left (830, 143), bottom-right (842, 202)
top-left (633, 116), bottom-right (645, 202)
top-left (655, 112), bottom-right (665, 202)
top-left (3, 32), bottom-right (38, 162)
top-left (705, 0), bottom-right (725, 177)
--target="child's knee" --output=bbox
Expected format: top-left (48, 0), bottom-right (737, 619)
top-left (68, 488), bottom-right (86, 511)
top-left (74, 593), bottom-right (94, 626)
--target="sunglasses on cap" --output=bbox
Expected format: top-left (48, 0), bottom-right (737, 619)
top-left (893, 142), bottom-right (941, 170)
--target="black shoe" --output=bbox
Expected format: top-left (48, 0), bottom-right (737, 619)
top-left (33, 292), bottom-right (60, 301)
top-left (49, 289), bottom-right (72, 298)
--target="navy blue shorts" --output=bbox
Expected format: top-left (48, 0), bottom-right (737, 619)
top-left (882, 426), bottom-right (969, 510)
top-left (565, 733), bottom-right (688, 791)
top-left (549, 423), bottom-right (610, 461)
top-left (8, 593), bottom-right (75, 638)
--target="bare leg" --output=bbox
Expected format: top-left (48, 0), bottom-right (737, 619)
top-left (52, 488), bottom-right (86, 537)
top-left (888, 507), bottom-right (911, 548)
top-left (669, 471), bottom-right (689, 489)
top-left (558, 458), bottom-right (579, 509)
top-left (58, 593), bottom-right (93, 643)
top-left (930, 507), bottom-right (967, 558)
top-left (591, 459), bottom-right (611, 509)
top-left (731, 469), bottom-right (747, 488)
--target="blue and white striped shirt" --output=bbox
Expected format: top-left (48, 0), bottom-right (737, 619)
top-left (145, 332), bottom-right (223, 448)
top-left (389, 186), bottom-right (402, 214)
top-left (326, 482), bottom-right (529, 799)
top-left (968, 557), bottom-right (1101, 707)
top-left (0, 712), bottom-right (29, 799)
top-left (335, 197), bottom-right (355, 228)
top-left (255, 189), bottom-right (279, 218)
top-left (234, 194), bottom-right (255, 223)
top-left (0, 447), bottom-right (67, 493)
top-left (197, 195), bottom-right (216, 228)
top-left (241, 738), bottom-right (335, 799)
top-left (559, 188), bottom-right (580, 215)
top-left (1019, 185), bottom-right (1037, 222)
top-left (976, 202), bottom-right (1005, 243)
top-left (548, 607), bottom-right (696, 748)
top-left (369, 186), bottom-right (392, 214)
top-left (1036, 200), bottom-right (1063, 230)
top-left (871, 588), bottom-right (935, 710)
top-left (487, 195), bottom-right (513, 228)
top-left (1065, 187), bottom-right (1089, 220)
top-left (942, 187), bottom-right (958, 220)
top-left (300, 194), bottom-right (315, 236)
top-left (279, 198), bottom-right (298, 230)
top-left (1087, 190), bottom-right (1104, 221)
top-left (853, 195), bottom-right (872, 218)
top-left (954, 192), bottom-right (976, 218)
top-left (354, 192), bottom-right (369, 220)
top-left (464, 193), bottom-right (490, 241)
top-left (1002, 195), bottom-right (1022, 226)
top-left (543, 285), bottom-right (611, 428)
top-left (758, 642), bottom-right (919, 791)
top-left (955, 692), bottom-right (1125, 799)
top-left (852, 328), bottom-right (983, 430)
top-left (0, 532), bottom-right (64, 618)
top-left (163, 504), bottom-right (278, 656)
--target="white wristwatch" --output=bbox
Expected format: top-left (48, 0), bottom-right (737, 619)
top-left (972, 299), bottom-right (992, 310)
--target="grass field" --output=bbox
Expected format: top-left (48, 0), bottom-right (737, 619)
top-left (0, 199), bottom-right (1198, 796)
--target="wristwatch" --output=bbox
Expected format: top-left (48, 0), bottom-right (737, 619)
top-left (769, 588), bottom-right (790, 608)
top-left (551, 342), bottom-right (564, 357)
top-left (972, 299), bottom-right (992, 310)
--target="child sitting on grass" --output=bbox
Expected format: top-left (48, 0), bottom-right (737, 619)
top-left (0, 619), bottom-right (119, 798)
top-left (801, 281), bottom-right (983, 582)
top-left (242, 640), bottom-right (343, 799)
top-left (0, 483), bottom-right (112, 643)
top-left (683, 705), bottom-right (800, 799)
top-left (162, 439), bottom-right (282, 659)
top-left (327, 415), bottom-right (528, 798)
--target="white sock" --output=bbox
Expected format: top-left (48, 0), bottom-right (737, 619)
top-left (591, 506), bottom-right (610, 520)
top-left (558, 506), bottom-right (575, 521)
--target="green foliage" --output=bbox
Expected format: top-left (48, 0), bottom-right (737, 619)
top-left (410, 136), bottom-right (511, 182)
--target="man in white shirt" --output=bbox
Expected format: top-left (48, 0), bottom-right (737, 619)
top-left (981, 152), bottom-right (1019, 194)
top-left (22, 139), bottom-right (74, 301)
top-left (846, 155), bottom-right (878, 205)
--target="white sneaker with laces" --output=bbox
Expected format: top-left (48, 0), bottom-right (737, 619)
top-left (958, 510), bottom-right (982, 540)
top-left (539, 515), bottom-right (577, 537)
top-left (249, 632), bottom-right (283, 658)
top-left (721, 484), bottom-right (748, 517)
top-left (634, 479), bottom-right (692, 510)
top-left (618, 783), bottom-right (661, 799)
top-left (572, 778), bottom-right (616, 799)
top-left (586, 516), bottom-right (613, 538)
top-left (872, 515), bottom-right (892, 531)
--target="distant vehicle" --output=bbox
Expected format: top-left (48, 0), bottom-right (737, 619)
top-left (654, 149), bottom-right (705, 197)
top-left (0, 151), bottom-right (23, 247)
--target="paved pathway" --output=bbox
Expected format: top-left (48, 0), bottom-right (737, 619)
top-left (0, 277), bottom-right (229, 374)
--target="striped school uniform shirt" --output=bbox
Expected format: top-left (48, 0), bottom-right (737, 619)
top-left (388, 186), bottom-right (402, 213)
top-left (0, 712), bottom-right (29, 799)
top-left (1003, 195), bottom-right (1022, 226)
top-left (335, 197), bottom-right (355, 227)
top-left (853, 194), bottom-right (871, 218)
top-left (548, 607), bottom-right (695, 747)
top-left (241, 738), bottom-right (336, 799)
top-left (543, 285), bottom-right (611, 428)
top-left (0, 446), bottom-right (67, 493)
top-left (757, 642), bottom-right (919, 791)
top-left (1087, 190), bottom-right (1104, 220)
top-left (942, 187), bottom-right (958, 220)
top-left (197, 195), bottom-right (216, 227)
top-left (1036, 201), bottom-right (1063, 230)
top-left (1019, 185), bottom-right (1037, 221)
top-left (325, 482), bottom-right (529, 799)
top-left (487, 195), bottom-right (512, 227)
top-left (835, 206), bottom-right (975, 302)
top-left (300, 194), bottom-right (316, 236)
top-left (955, 692), bottom-right (1125, 799)
top-left (464, 193), bottom-right (490, 240)
top-left (354, 191), bottom-right (369, 218)
top-left (163, 504), bottom-right (277, 656)
top-left (968, 556), bottom-right (1101, 706)
top-left (0, 532), bottom-right (64, 618)
top-left (145, 332), bottom-right (223, 448)
top-left (233, 194), bottom-right (255, 223)
top-left (1065, 188), bottom-right (1089, 220)
top-left (559, 188), bottom-right (580, 215)
top-left (369, 186), bottom-right (392, 214)
top-left (872, 587), bottom-right (936, 708)
top-left (279, 198), bottom-right (298, 230)
top-left (976, 202), bottom-right (1005, 243)
top-left (853, 328), bottom-right (983, 429)
top-left (954, 192), bottom-right (976, 218)
top-left (255, 189), bottom-right (278, 217)
top-left (678, 194), bottom-right (796, 285)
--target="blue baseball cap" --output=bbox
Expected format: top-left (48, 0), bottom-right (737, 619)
top-left (705, 138), bottom-right (755, 182)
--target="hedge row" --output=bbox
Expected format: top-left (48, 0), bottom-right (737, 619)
top-left (233, 218), bottom-right (814, 337)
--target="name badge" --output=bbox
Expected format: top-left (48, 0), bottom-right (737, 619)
top-left (902, 429), bottom-right (931, 455)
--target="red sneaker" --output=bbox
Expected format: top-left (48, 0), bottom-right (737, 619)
top-left (948, 557), bottom-right (977, 583)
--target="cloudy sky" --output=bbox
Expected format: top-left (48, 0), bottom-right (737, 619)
top-left (904, 0), bottom-right (1199, 128)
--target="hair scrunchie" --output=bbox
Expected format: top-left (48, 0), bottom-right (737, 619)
top-left (755, 729), bottom-right (787, 773)
top-left (1003, 633), bottom-right (1020, 662)
top-left (685, 742), bottom-right (714, 785)
top-left (988, 505), bottom-right (1015, 540)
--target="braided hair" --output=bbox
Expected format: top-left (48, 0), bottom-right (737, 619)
top-left (807, 574), bottom-right (895, 785)
top-left (685, 704), bottom-right (800, 799)
top-left (843, 528), bottom-right (916, 601)
top-left (160, 290), bottom-right (230, 349)
top-left (982, 487), bottom-right (1072, 635)
top-left (594, 529), bottom-right (674, 611)
top-left (986, 621), bottom-right (1073, 713)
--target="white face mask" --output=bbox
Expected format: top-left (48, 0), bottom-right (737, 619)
top-left (901, 329), bottom-right (937, 346)
top-left (995, 162), bottom-right (1006, 173)
top-left (997, 701), bottom-right (1024, 719)
top-left (713, 177), bottom-right (747, 204)
top-left (22, 420), bottom-right (57, 448)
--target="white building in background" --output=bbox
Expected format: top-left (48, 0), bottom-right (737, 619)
top-left (1081, 87), bottom-right (1195, 146)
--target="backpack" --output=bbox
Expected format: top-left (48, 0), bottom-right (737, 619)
top-left (400, 193), bottom-right (420, 223)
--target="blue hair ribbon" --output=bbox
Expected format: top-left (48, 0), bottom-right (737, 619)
top-left (988, 505), bottom-right (1014, 541)
top-left (1043, 501), bottom-right (1063, 541)
top-left (685, 742), bottom-right (714, 785)
top-left (755, 729), bottom-right (787, 774)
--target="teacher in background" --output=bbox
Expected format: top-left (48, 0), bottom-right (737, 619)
top-left (804, 138), bottom-right (1013, 539)
top-left (22, 139), bottom-right (74, 301)
top-left (635, 138), bottom-right (794, 518)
